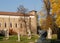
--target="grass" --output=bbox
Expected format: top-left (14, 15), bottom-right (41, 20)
top-left (0, 34), bottom-right (58, 43)
top-left (52, 34), bottom-right (57, 39)
top-left (0, 35), bottom-right (39, 43)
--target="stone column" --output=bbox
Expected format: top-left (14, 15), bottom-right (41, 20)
top-left (17, 30), bottom-right (20, 42)
top-left (17, 19), bottom-right (20, 42)
top-left (6, 18), bottom-right (10, 40)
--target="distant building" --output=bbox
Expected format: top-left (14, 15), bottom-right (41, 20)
top-left (0, 10), bottom-right (37, 35)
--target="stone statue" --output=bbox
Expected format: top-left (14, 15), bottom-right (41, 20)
top-left (47, 28), bottom-right (52, 39)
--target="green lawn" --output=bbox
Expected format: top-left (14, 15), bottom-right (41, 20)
top-left (52, 34), bottom-right (57, 39)
top-left (0, 34), bottom-right (58, 43)
top-left (0, 35), bottom-right (39, 43)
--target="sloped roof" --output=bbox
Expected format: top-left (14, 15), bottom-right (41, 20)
top-left (0, 11), bottom-right (34, 16)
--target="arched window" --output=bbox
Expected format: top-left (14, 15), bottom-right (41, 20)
top-left (15, 23), bottom-right (17, 28)
top-left (5, 23), bottom-right (6, 28)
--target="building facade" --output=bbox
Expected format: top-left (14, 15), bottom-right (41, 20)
top-left (0, 10), bottom-right (37, 35)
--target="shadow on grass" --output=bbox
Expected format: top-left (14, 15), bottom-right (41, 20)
top-left (0, 36), bottom-right (4, 41)
top-left (36, 39), bottom-right (60, 43)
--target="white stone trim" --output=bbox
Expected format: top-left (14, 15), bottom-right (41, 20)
top-left (0, 15), bottom-right (35, 18)
top-left (10, 16), bottom-right (20, 18)
top-left (30, 16), bottom-right (34, 18)
top-left (0, 15), bottom-right (9, 18)
top-left (0, 15), bottom-right (20, 18)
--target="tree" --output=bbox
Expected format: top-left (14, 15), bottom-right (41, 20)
top-left (40, 18), bottom-right (47, 29)
top-left (56, 11), bottom-right (60, 27)
top-left (37, 10), bottom-right (47, 29)
top-left (50, 0), bottom-right (60, 34)
top-left (17, 5), bottom-right (28, 41)
top-left (50, 0), bottom-right (60, 15)
top-left (50, 0), bottom-right (60, 27)
top-left (44, 0), bottom-right (50, 15)
top-left (17, 5), bottom-right (28, 14)
top-left (43, 0), bottom-right (55, 30)
top-left (17, 5), bottom-right (31, 39)
top-left (17, 5), bottom-right (28, 33)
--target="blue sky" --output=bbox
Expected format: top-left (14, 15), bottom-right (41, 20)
top-left (0, 0), bottom-right (43, 12)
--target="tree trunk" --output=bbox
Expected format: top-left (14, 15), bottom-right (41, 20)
top-left (27, 27), bottom-right (31, 39)
top-left (27, 17), bottom-right (31, 39)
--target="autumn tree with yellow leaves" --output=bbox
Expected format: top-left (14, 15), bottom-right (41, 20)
top-left (43, 0), bottom-right (54, 29)
top-left (39, 0), bottom-right (59, 33)
top-left (50, 0), bottom-right (60, 27)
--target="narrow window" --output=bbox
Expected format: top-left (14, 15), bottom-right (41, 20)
top-left (5, 23), bottom-right (6, 28)
top-left (15, 23), bottom-right (17, 28)
top-left (0, 23), bottom-right (1, 27)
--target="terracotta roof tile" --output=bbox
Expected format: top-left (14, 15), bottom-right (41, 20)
top-left (0, 12), bottom-right (34, 16)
